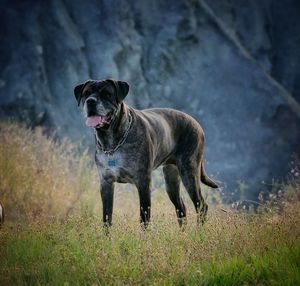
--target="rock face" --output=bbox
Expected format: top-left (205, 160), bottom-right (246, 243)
top-left (0, 0), bottom-right (299, 199)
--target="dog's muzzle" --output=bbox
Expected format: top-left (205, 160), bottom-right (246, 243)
top-left (84, 98), bottom-right (111, 128)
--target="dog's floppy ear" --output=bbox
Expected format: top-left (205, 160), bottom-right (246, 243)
top-left (106, 79), bottom-right (129, 103)
top-left (74, 80), bottom-right (92, 106)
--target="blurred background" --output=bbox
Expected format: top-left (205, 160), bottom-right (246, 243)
top-left (0, 0), bottom-right (300, 200)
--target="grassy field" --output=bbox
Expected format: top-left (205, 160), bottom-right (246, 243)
top-left (0, 123), bottom-right (299, 285)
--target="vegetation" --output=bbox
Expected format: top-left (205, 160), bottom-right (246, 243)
top-left (0, 122), bottom-right (299, 285)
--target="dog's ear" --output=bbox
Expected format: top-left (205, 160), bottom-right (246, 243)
top-left (74, 80), bottom-right (92, 106)
top-left (117, 80), bottom-right (130, 102)
top-left (106, 79), bottom-right (129, 103)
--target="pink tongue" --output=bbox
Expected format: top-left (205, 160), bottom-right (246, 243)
top-left (86, 116), bottom-right (104, 128)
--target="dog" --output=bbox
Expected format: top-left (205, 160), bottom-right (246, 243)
top-left (74, 79), bottom-right (218, 228)
top-left (0, 201), bottom-right (4, 226)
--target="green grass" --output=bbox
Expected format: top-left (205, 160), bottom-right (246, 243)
top-left (1, 203), bottom-right (299, 286)
top-left (0, 122), bottom-right (299, 285)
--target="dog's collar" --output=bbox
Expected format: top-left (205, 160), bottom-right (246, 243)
top-left (94, 110), bottom-right (133, 155)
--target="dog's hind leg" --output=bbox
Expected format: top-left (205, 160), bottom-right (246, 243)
top-left (178, 162), bottom-right (208, 226)
top-left (163, 164), bottom-right (186, 226)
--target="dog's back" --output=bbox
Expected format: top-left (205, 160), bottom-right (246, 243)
top-left (135, 107), bottom-right (205, 143)
top-left (134, 107), bottom-right (205, 152)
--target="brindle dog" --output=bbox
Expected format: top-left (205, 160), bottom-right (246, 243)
top-left (74, 79), bottom-right (218, 228)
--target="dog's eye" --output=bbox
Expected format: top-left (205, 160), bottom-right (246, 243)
top-left (101, 92), bottom-right (110, 97)
top-left (83, 91), bottom-right (91, 97)
top-left (101, 92), bottom-right (111, 100)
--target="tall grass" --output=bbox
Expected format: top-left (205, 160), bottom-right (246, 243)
top-left (0, 122), bottom-right (99, 221)
top-left (0, 122), bottom-right (299, 285)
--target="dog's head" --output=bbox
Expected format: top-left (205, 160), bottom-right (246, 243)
top-left (74, 79), bottom-right (129, 129)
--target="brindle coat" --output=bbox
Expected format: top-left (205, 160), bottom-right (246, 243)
top-left (74, 79), bottom-right (218, 228)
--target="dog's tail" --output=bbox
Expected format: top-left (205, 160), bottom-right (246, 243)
top-left (200, 161), bottom-right (218, 188)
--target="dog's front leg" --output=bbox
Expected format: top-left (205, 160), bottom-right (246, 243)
top-left (135, 176), bottom-right (151, 229)
top-left (100, 179), bottom-right (114, 227)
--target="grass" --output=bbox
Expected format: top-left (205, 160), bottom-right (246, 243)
top-left (0, 122), bottom-right (100, 221)
top-left (0, 122), bottom-right (299, 285)
top-left (1, 206), bottom-right (299, 286)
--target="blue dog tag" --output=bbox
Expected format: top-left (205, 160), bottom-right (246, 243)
top-left (108, 159), bottom-right (116, 167)
top-left (106, 153), bottom-right (120, 168)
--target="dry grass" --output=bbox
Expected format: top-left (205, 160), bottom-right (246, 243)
top-left (0, 122), bottom-right (299, 285)
top-left (0, 122), bottom-right (100, 221)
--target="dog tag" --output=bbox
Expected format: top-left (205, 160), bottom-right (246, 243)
top-left (108, 159), bottom-right (116, 167)
top-left (106, 153), bottom-right (119, 168)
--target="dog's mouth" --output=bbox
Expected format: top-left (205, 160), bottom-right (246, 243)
top-left (85, 112), bottom-right (114, 129)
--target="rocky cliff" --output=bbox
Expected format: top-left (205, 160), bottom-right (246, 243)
top-left (0, 0), bottom-right (300, 199)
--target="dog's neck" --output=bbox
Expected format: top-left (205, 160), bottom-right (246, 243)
top-left (94, 102), bottom-right (131, 153)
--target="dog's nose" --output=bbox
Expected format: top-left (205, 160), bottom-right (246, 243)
top-left (86, 97), bottom-right (97, 106)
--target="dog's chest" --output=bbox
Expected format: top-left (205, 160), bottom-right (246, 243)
top-left (95, 150), bottom-right (134, 183)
